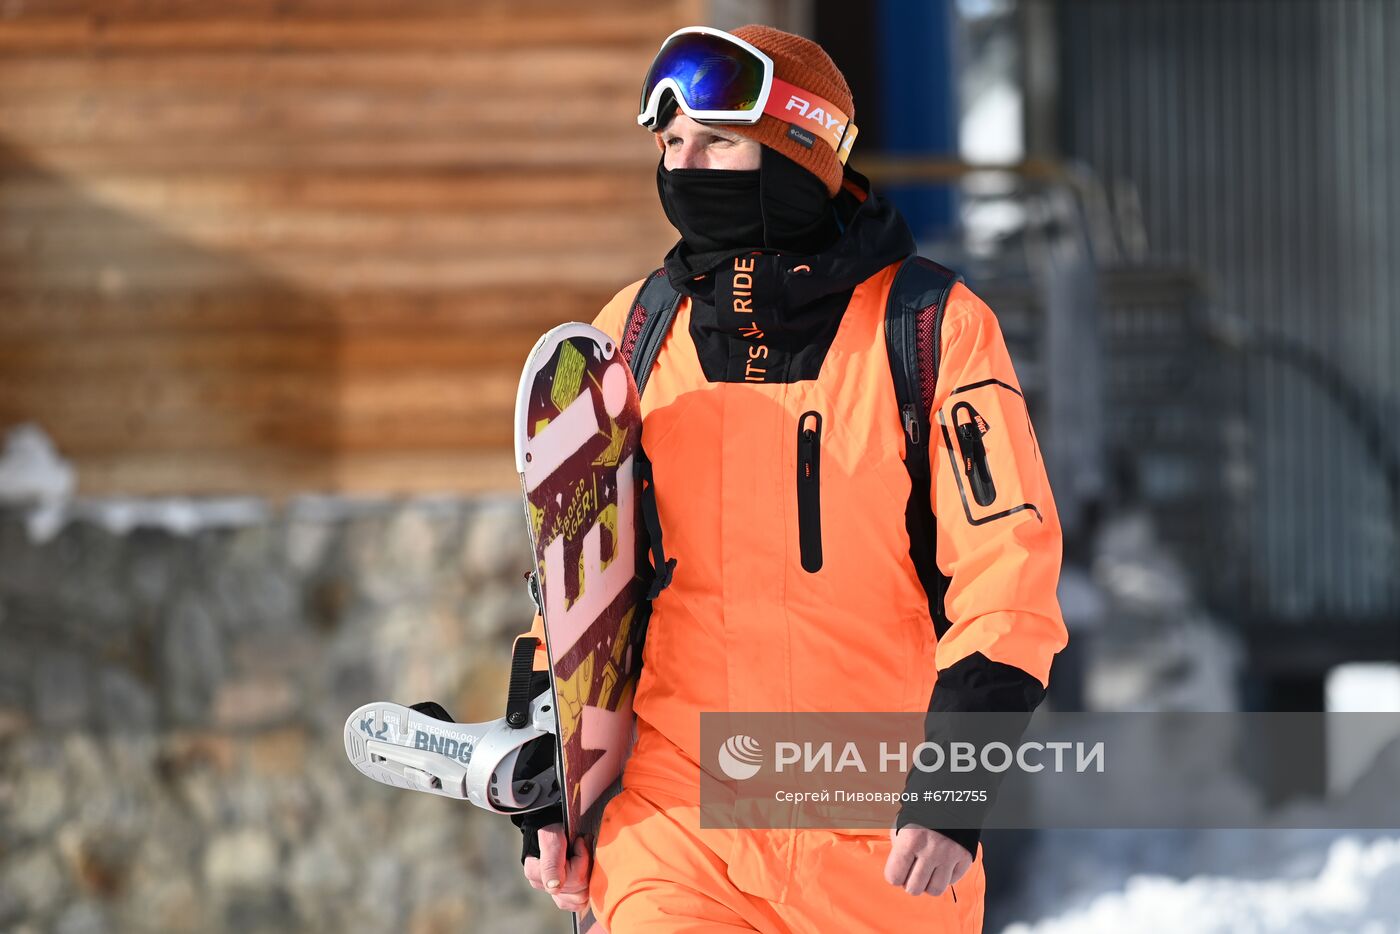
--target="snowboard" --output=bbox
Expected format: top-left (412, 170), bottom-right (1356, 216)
top-left (514, 322), bottom-right (649, 934)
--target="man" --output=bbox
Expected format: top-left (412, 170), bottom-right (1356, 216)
top-left (514, 24), bottom-right (1067, 932)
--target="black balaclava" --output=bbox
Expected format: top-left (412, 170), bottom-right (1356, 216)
top-left (656, 144), bottom-right (839, 256)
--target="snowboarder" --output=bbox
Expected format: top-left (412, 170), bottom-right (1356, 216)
top-left (512, 24), bottom-right (1068, 932)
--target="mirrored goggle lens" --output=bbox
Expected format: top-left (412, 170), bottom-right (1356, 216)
top-left (641, 32), bottom-right (766, 119)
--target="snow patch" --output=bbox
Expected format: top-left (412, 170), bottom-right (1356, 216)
top-left (0, 423), bottom-right (74, 503)
top-left (1005, 835), bottom-right (1400, 934)
top-left (0, 423), bottom-right (272, 542)
top-left (0, 424), bottom-right (75, 540)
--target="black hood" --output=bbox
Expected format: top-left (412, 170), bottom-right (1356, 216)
top-left (664, 166), bottom-right (917, 384)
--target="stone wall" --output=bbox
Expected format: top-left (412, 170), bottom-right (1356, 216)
top-left (0, 497), bottom-right (573, 933)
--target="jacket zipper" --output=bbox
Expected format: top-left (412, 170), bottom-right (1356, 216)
top-left (900, 274), bottom-right (925, 464)
top-left (952, 401), bottom-right (997, 506)
top-left (901, 402), bottom-right (921, 447)
top-left (796, 411), bottom-right (823, 573)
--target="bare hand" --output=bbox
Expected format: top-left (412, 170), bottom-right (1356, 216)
top-left (883, 824), bottom-right (972, 897)
top-left (523, 823), bottom-right (592, 913)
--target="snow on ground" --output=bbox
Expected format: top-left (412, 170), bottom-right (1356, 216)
top-left (0, 423), bottom-right (74, 502)
top-left (0, 424), bottom-right (418, 542)
top-left (0, 423), bottom-right (75, 539)
top-left (0, 422), bottom-right (270, 543)
top-left (1003, 506), bottom-right (1400, 932)
top-left (1004, 834), bottom-right (1400, 934)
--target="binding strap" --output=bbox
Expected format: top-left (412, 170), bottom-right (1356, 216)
top-left (505, 636), bottom-right (539, 728)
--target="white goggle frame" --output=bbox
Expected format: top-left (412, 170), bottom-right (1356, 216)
top-left (637, 26), bottom-right (776, 129)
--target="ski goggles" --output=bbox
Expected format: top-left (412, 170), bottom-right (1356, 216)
top-left (637, 26), bottom-right (859, 164)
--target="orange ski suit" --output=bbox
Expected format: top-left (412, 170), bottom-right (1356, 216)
top-left (517, 259), bottom-right (1067, 932)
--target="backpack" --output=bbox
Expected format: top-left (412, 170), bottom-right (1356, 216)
top-left (619, 256), bottom-right (963, 632)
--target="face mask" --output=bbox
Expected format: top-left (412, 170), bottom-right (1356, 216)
top-left (656, 163), bottom-right (763, 253)
top-left (656, 146), bottom-right (837, 255)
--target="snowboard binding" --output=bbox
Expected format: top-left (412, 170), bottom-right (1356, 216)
top-left (343, 694), bottom-right (561, 815)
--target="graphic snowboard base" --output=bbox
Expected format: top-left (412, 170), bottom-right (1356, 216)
top-left (342, 321), bottom-right (654, 934)
top-left (515, 322), bottom-right (651, 934)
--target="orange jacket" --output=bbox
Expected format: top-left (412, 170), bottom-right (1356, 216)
top-left (516, 261), bottom-right (1067, 801)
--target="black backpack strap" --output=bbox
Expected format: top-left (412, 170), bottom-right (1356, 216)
top-left (885, 255), bottom-right (963, 637)
top-left (885, 256), bottom-right (963, 479)
top-left (617, 268), bottom-right (683, 597)
top-left (619, 268), bottom-right (684, 395)
top-left (635, 454), bottom-right (676, 599)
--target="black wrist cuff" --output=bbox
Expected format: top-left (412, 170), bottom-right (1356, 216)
top-left (510, 803), bottom-right (564, 864)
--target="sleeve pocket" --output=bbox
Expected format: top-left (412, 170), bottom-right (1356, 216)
top-left (936, 378), bottom-right (1043, 526)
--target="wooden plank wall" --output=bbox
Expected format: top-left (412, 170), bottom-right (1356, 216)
top-left (0, 0), bottom-right (696, 495)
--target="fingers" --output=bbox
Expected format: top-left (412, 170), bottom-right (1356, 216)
top-left (566, 833), bottom-right (592, 880)
top-left (903, 854), bottom-right (936, 896)
top-left (536, 824), bottom-right (567, 890)
top-left (885, 824), bottom-right (974, 898)
top-left (551, 890), bottom-right (590, 913)
top-left (884, 828), bottom-right (940, 896)
top-left (883, 832), bottom-right (918, 888)
top-left (525, 832), bottom-right (593, 913)
top-left (549, 836), bottom-right (593, 913)
top-left (947, 850), bottom-right (974, 889)
top-left (552, 878), bottom-right (588, 907)
top-left (923, 859), bottom-right (954, 897)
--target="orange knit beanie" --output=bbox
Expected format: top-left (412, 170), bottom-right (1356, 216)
top-left (726, 25), bottom-right (855, 198)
